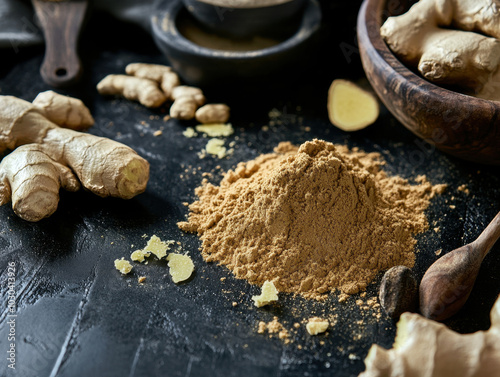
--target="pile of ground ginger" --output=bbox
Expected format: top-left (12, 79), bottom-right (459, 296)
top-left (178, 139), bottom-right (445, 300)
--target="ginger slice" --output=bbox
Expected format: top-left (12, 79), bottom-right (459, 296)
top-left (327, 79), bottom-right (379, 132)
top-left (166, 253), bottom-right (194, 283)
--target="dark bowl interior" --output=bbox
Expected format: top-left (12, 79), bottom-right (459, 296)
top-left (182, 0), bottom-right (308, 39)
top-left (357, 0), bottom-right (500, 165)
top-left (151, 0), bottom-right (321, 88)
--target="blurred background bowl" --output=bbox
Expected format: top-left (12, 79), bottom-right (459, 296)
top-left (151, 0), bottom-right (321, 88)
top-left (182, 0), bottom-right (308, 39)
top-left (357, 0), bottom-right (500, 165)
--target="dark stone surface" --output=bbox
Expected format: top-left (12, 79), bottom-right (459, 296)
top-left (0, 3), bottom-right (499, 377)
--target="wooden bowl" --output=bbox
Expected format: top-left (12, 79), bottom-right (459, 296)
top-left (357, 0), bottom-right (500, 165)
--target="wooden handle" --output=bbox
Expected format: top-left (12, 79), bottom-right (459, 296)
top-left (474, 211), bottom-right (500, 259)
top-left (32, 0), bottom-right (88, 88)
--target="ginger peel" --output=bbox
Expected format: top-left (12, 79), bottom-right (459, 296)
top-left (359, 295), bottom-right (500, 377)
top-left (0, 94), bottom-right (149, 221)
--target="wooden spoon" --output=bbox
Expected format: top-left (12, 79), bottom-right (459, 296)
top-left (419, 211), bottom-right (500, 321)
top-left (32, 0), bottom-right (89, 87)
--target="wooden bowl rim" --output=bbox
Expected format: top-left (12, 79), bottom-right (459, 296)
top-left (357, 0), bottom-right (500, 111)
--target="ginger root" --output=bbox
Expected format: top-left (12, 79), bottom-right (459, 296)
top-left (381, 0), bottom-right (500, 91)
top-left (32, 90), bottom-right (94, 130)
top-left (125, 63), bottom-right (172, 82)
top-left (125, 63), bottom-right (180, 98)
top-left (359, 294), bottom-right (500, 377)
top-left (170, 86), bottom-right (206, 120)
top-left (195, 104), bottom-right (230, 124)
top-left (327, 79), bottom-right (379, 131)
top-left (0, 95), bottom-right (149, 221)
top-left (96, 74), bottom-right (167, 108)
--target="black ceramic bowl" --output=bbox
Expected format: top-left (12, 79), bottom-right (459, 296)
top-left (151, 0), bottom-right (321, 88)
top-left (181, 0), bottom-right (308, 38)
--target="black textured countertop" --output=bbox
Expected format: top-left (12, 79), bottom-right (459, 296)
top-left (1, 3), bottom-right (499, 377)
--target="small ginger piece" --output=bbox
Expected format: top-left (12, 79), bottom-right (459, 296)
top-left (195, 104), bottom-right (230, 124)
top-left (131, 249), bottom-right (151, 262)
top-left (125, 63), bottom-right (172, 82)
top-left (0, 95), bottom-right (149, 221)
top-left (169, 86), bottom-right (206, 120)
top-left (252, 280), bottom-right (278, 307)
top-left (205, 138), bottom-right (231, 159)
top-left (167, 253), bottom-right (194, 283)
top-left (32, 90), bottom-right (94, 130)
top-left (138, 276), bottom-right (146, 283)
top-left (195, 123), bottom-right (234, 137)
top-left (114, 258), bottom-right (133, 275)
top-left (170, 96), bottom-right (199, 120)
top-left (327, 79), bottom-right (379, 131)
top-left (359, 295), bottom-right (500, 377)
top-left (306, 317), bottom-right (329, 335)
top-left (171, 86), bottom-right (205, 105)
top-left (97, 74), bottom-right (167, 108)
top-left (142, 235), bottom-right (174, 260)
top-left (160, 71), bottom-right (181, 99)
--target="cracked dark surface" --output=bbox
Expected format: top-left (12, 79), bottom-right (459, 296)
top-left (1, 2), bottom-right (500, 377)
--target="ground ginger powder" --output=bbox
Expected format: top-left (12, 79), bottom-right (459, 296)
top-left (178, 139), bottom-right (445, 300)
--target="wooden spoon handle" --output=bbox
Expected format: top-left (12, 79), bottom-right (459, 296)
top-left (474, 211), bottom-right (500, 259)
top-left (32, 0), bottom-right (88, 88)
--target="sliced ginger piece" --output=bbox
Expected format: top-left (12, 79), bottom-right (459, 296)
top-left (167, 253), bottom-right (194, 283)
top-left (252, 280), bottom-right (279, 307)
top-left (131, 249), bottom-right (151, 262)
top-left (327, 79), bottom-right (379, 131)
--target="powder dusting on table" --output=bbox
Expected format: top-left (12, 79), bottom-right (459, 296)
top-left (178, 139), bottom-right (445, 299)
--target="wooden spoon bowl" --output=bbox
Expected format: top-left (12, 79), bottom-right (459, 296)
top-left (357, 0), bottom-right (500, 165)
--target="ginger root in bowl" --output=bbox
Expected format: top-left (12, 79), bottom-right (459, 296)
top-left (357, 0), bottom-right (500, 165)
top-left (380, 0), bottom-right (500, 100)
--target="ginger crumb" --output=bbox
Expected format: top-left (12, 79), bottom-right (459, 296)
top-left (183, 127), bottom-right (197, 138)
top-left (167, 253), bottom-right (194, 283)
top-left (205, 138), bottom-right (231, 159)
top-left (144, 235), bottom-right (174, 260)
top-left (114, 258), bottom-right (133, 275)
top-left (257, 321), bottom-right (266, 334)
top-left (131, 249), bottom-right (151, 262)
top-left (163, 115), bottom-right (171, 122)
top-left (293, 322), bottom-right (300, 329)
top-left (232, 301), bottom-right (238, 307)
top-left (153, 130), bottom-right (163, 137)
top-left (195, 123), bottom-right (234, 137)
top-left (306, 317), bottom-right (329, 335)
top-left (220, 277), bottom-right (226, 282)
top-left (138, 276), bottom-right (146, 283)
top-left (252, 280), bottom-right (279, 307)
top-left (435, 249), bottom-right (442, 256)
